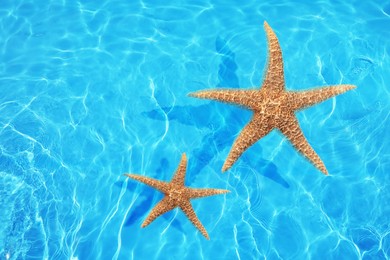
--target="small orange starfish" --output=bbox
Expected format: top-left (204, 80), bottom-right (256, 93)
top-left (189, 21), bottom-right (356, 175)
top-left (124, 153), bottom-right (229, 240)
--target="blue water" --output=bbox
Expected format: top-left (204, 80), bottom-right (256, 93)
top-left (1, 0), bottom-right (389, 259)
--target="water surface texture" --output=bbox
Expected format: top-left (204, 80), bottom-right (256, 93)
top-left (1, 0), bottom-right (390, 259)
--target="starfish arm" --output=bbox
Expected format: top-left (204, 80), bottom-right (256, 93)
top-left (289, 84), bottom-right (356, 111)
top-left (262, 21), bottom-right (284, 92)
top-left (171, 153), bottom-right (187, 185)
top-left (222, 115), bottom-right (272, 172)
top-left (141, 197), bottom-right (176, 228)
top-left (124, 174), bottom-right (169, 193)
top-left (186, 187), bottom-right (230, 199)
top-left (278, 116), bottom-right (328, 175)
top-left (188, 89), bottom-right (258, 109)
top-left (180, 201), bottom-right (209, 240)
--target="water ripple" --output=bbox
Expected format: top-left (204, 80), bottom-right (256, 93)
top-left (1, 0), bottom-right (390, 259)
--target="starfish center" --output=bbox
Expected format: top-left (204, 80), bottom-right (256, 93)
top-left (168, 188), bottom-right (185, 202)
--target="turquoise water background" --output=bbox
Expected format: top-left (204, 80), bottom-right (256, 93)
top-left (1, 0), bottom-right (390, 259)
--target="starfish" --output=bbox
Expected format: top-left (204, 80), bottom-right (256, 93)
top-left (189, 21), bottom-right (356, 175)
top-left (124, 153), bottom-right (229, 240)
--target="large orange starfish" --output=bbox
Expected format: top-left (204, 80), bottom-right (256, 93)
top-left (189, 21), bottom-right (356, 175)
top-left (124, 153), bottom-right (229, 239)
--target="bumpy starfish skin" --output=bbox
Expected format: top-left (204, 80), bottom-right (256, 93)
top-left (124, 153), bottom-right (229, 239)
top-left (189, 21), bottom-right (356, 175)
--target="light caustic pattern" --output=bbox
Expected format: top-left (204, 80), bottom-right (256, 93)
top-left (0, 0), bottom-right (390, 259)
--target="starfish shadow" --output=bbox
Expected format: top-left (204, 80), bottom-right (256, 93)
top-left (215, 36), bottom-right (240, 88)
top-left (143, 36), bottom-right (289, 188)
top-left (242, 155), bottom-right (290, 189)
